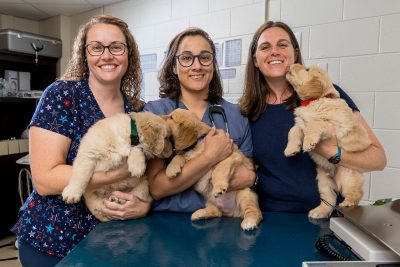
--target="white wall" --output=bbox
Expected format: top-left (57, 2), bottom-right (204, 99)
top-left (101, 0), bottom-right (266, 102)
top-left (0, 14), bottom-right (40, 33)
top-left (3, 0), bottom-right (397, 202)
top-left (269, 0), bottom-right (400, 202)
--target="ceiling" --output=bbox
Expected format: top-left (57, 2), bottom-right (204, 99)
top-left (0, 0), bottom-right (125, 21)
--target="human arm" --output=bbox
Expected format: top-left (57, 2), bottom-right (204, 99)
top-left (30, 126), bottom-right (132, 196)
top-left (313, 112), bottom-right (386, 173)
top-left (228, 159), bottom-right (256, 191)
top-left (147, 128), bottom-right (233, 200)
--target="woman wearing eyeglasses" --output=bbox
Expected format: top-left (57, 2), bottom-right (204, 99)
top-left (144, 28), bottom-right (257, 213)
top-left (11, 15), bottom-right (149, 266)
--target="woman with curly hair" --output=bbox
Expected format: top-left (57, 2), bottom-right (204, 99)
top-left (12, 14), bottom-right (149, 266)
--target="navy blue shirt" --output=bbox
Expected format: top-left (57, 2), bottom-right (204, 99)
top-left (11, 79), bottom-right (134, 257)
top-left (251, 84), bottom-right (358, 212)
top-left (144, 98), bottom-right (253, 212)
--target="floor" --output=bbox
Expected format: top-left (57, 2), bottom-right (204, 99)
top-left (0, 235), bottom-right (21, 267)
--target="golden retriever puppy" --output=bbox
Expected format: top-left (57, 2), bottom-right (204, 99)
top-left (284, 64), bottom-right (371, 218)
top-left (162, 109), bottom-right (262, 231)
top-left (62, 112), bottom-right (173, 221)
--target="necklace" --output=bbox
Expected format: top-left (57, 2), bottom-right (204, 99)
top-left (267, 85), bottom-right (291, 104)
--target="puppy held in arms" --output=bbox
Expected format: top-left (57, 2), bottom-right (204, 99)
top-left (162, 109), bottom-right (262, 231)
top-left (62, 112), bottom-right (173, 222)
top-left (284, 64), bottom-right (371, 219)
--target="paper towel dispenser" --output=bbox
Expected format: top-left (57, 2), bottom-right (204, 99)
top-left (0, 29), bottom-right (62, 58)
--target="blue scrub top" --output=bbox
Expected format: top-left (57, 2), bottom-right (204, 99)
top-left (144, 98), bottom-right (253, 212)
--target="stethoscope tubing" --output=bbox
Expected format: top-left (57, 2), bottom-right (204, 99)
top-left (174, 99), bottom-right (229, 134)
top-left (208, 104), bottom-right (229, 134)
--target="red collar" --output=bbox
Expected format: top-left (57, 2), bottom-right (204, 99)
top-left (300, 98), bottom-right (317, 106)
top-left (299, 94), bottom-right (334, 107)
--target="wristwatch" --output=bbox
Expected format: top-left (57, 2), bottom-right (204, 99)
top-left (328, 146), bottom-right (342, 164)
top-left (250, 175), bottom-right (259, 191)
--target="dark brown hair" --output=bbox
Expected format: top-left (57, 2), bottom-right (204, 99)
top-left (158, 27), bottom-right (223, 104)
top-left (61, 14), bottom-right (143, 111)
top-left (239, 21), bottom-right (303, 121)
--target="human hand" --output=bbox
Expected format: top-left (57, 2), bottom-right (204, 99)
top-left (202, 128), bottom-right (233, 163)
top-left (228, 165), bottom-right (256, 191)
top-left (313, 136), bottom-right (339, 159)
top-left (101, 191), bottom-right (151, 220)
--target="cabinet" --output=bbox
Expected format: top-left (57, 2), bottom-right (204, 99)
top-left (0, 51), bottom-right (57, 92)
top-left (0, 51), bottom-right (57, 238)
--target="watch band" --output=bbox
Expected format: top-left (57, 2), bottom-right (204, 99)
top-left (328, 146), bottom-right (341, 164)
top-left (250, 175), bottom-right (259, 191)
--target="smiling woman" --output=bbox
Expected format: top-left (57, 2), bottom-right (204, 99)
top-left (143, 27), bottom-right (257, 215)
top-left (10, 15), bottom-right (149, 267)
top-left (85, 23), bottom-right (129, 96)
top-left (238, 21), bottom-right (386, 214)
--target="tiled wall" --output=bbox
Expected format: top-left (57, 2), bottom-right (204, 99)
top-left (270, 0), bottom-right (400, 201)
top-left (3, 0), bottom-right (397, 202)
top-left (102, 0), bottom-right (266, 102)
top-left (70, 0), bottom-right (399, 201)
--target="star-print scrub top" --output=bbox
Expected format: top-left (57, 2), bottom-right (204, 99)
top-left (11, 79), bottom-right (135, 258)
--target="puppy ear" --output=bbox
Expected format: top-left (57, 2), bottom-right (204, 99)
top-left (173, 117), bottom-right (200, 151)
top-left (310, 67), bottom-right (340, 98)
top-left (143, 121), bottom-right (168, 156)
top-left (325, 85), bottom-right (340, 98)
top-left (306, 77), bottom-right (323, 95)
top-left (170, 110), bottom-right (210, 150)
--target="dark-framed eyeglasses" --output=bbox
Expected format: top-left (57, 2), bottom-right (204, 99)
top-left (85, 41), bottom-right (127, 56)
top-left (175, 51), bottom-right (214, 67)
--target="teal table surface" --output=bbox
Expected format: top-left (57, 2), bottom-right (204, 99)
top-left (57, 212), bottom-right (333, 267)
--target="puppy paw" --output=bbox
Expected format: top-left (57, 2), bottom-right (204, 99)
top-left (191, 208), bottom-right (221, 221)
top-left (129, 164), bottom-right (146, 177)
top-left (212, 182), bottom-right (229, 197)
top-left (109, 196), bottom-right (127, 205)
top-left (62, 185), bottom-right (84, 204)
top-left (284, 145), bottom-right (300, 157)
top-left (303, 136), bottom-right (319, 151)
top-left (191, 209), bottom-right (209, 221)
top-left (339, 199), bottom-right (358, 207)
top-left (303, 141), bottom-right (318, 152)
top-left (241, 217), bottom-right (260, 231)
top-left (308, 206), bottom-right (332, 219)
top-left (166, 165), bottom-right (182, 178)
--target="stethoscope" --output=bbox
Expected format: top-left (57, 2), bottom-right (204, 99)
top-left (175, 99), bottom-right (229, 134)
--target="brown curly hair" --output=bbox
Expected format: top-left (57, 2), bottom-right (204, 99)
top-left (61, 14), bottom-right (143, 111)
top-left (239, 21), bottom-right (303, 121)
top-left (158, 27), bottom-right (223, 104)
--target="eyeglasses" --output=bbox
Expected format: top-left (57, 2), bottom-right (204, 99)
top-left (85, 41), bottom-right (127, 56)
top-left (175, 52), bottom-right (214, 67)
